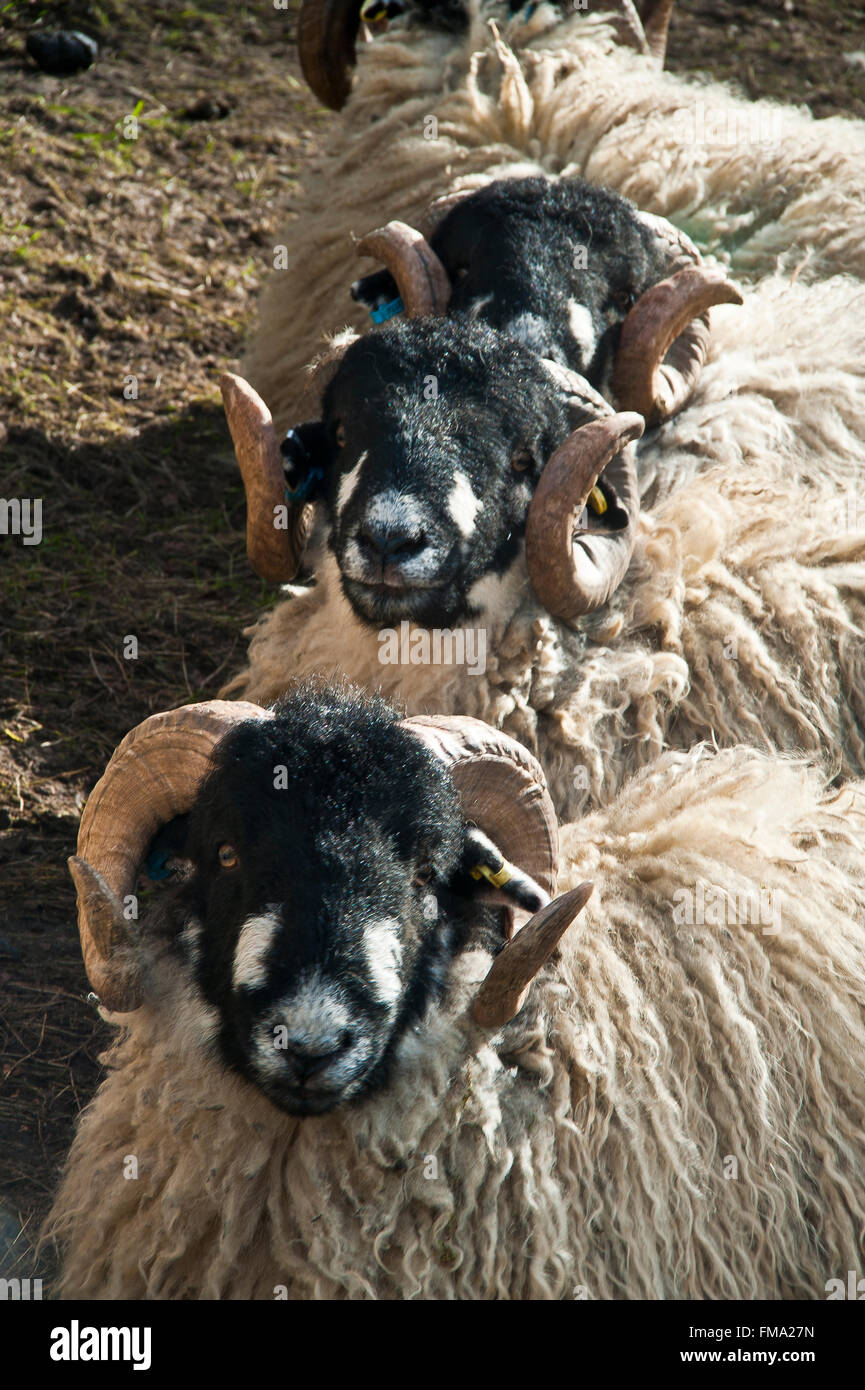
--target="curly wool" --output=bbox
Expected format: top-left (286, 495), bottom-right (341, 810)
top-left (46, 746), bottom-right (865, 1299)
top-left (243, 5), bottom-right (865, 431)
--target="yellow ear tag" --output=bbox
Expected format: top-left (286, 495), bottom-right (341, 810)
top-left (588, 485), bottom-right (608, 515)
top-left (470, 860), bottom-right (514, 890)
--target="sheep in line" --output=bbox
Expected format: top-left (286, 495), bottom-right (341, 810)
top-left (221, 291), bottom-right (865, 820)
top-left (47, 684), bottom-right (865, 1298)
top-left (245, 0), bottom-right (865, 430)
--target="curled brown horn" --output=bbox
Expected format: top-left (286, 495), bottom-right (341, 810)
top-left (612, 266), bottom-right (743, 425)
top-left (220, 372), bottom-right (311, 585)
top-left (403, 714), bottom-right (581, 1026)
top-left (472, 882), bottom-right (594, 1028)
top-left (297, 0), bottom-right (364, 111)
top-left (403, 715), bottom-right (558, 904)
top-left (356, 221), bottom-right (451, 318)
top-left (525, 412), bottom-right (645, 622)
top-left (71, 702), bottom-right (269, 1012)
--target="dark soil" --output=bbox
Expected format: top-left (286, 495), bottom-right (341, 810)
top-left (0, 0), bottom-right (862, 1289)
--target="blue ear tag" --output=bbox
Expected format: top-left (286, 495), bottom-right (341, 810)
top-left (370, 296), bottom-right (404, 324)
top-left (285, 468), bottom-right (324, 504)
top-left (145, 847), bottom-right (171, 882)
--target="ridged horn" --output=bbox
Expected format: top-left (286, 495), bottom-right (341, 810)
top-left (613, 266), bottom-right (743, 425)
top-left (403, 715), bottom-right (558, 904)
top-left (525, 412), bottom-right (644, 622)
top-left (613, 213), bottom-right (743, 426)
top-left (297, 0), bottom-right (364, 111)
top-left (356, 221), bottom-right (451, 317)
top-left (70, 701), bottom-right (269, 1011)
top-left (403, 716), bottom-right (590, 1026)
top-left (472, 882), bottom-right (593, 1028)
top-left (220, 372), bottom-right (311, 584)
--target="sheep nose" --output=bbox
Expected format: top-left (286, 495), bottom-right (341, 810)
top-left (358, 518), bottom-right (426, 566)
top-left (281, 1029), bottom-right (354, 1084)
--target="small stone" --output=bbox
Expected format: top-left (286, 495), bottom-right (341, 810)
top-left (25, 30), bottom-right (98, 77)
top-left (181, 96), bottom-right (232, 122)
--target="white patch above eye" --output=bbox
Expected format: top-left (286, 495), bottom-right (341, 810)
top-left (233, 909), bottom-right (282, 992)
top-left (365, 918), bottom-right (403, 1006)
top-left (337, 450), bottom-right (368, 516)
top-left (567, 301), bottom-right (597, 365)
top-left (447, 470), bottom-right (481, 538)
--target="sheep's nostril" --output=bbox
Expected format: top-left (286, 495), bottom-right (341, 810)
top-left (281, 1030), bottom-right (354, 1084)
top-left (359, 520), bottom-right (426, 565)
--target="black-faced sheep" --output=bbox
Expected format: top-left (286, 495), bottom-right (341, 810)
top-left (246, 0), bottom-right (865, 431)
top-left (220, 290), bottom-right (865, 820)
top-left (350, 175), bottom-right (741, 426)
top-left (48, 685), bottom-right (865, 1298)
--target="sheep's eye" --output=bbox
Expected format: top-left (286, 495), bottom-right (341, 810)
top-left (218, 844), bottom-right (239, 870)
top-left (615, 288), bottom-right (636, 311)
top-left (454, 266), bottom-right (469, 281)
top-left (414, 861), bottom-right (434, 886)
top-left (335, 424), bottom-right (346, 448)
top-left (511, 451), bottom-right (533, 473)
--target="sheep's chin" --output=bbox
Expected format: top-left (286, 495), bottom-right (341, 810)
top-left (341, 575), bottom-right (471, 629)
top-left (252, 1064), bottom-right (382, 1118)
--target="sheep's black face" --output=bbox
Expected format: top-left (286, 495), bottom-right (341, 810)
top-left (352, 178), bottom-right (666, 387)
top-left (177, 686), bottom-right (478, 1115)
top-left (432, 178), bottom-right (666, 385)
top-left (297, 320), bottom-right (571, 629)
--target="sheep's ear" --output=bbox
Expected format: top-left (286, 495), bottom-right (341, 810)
top-left (350, 268), bottom-right (401, 319)
top-left (280, 421), bottom-right (329, 502)
top-left (460, 824), bottom-right (550, 913)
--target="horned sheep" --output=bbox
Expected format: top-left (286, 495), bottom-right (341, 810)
top-left (47, 684), bottom-right (865, 1299)
top-left (245, 0), bottom-right (865, 430)
top-left (219, 180), bottom-right (865, 820)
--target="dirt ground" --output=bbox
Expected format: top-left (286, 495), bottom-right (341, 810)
top-left (1, 0), bottom-right (863, 1288)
